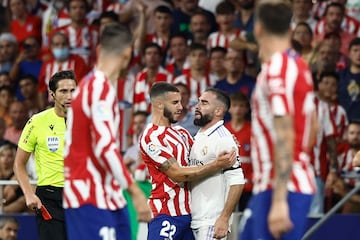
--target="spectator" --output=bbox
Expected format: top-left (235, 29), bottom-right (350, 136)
top-left (0, 86), bottom-right (15, 127)
top-left (53, 0), bottom-right (99, 65)
top-left (214, 48), bottom-right (255, 121)
top-left (314, 2), bottom-right (356, 57)
top-left (233, 0), bottom-right (255, 33)
top-left (292, 22), bottom-right (315, 64)
top-left (311, 41), bottom-right (338, 82)
top-left (171, 0), bottom-right (217, 35)
top-left (3, 101), bottom-right (29, 145)
top-left (0, 216), bottom-right (19, 240)
top-left (98, 10), bottom-right (119, 32)
top-left (189, 11), bottom-right (211, 45)
top-left (165, 33), bottom-right (190, 77)
top-left (9, 0), bottom-right (42, 46)
top-left (174, 43), bottom-right (218, 108)
top-left (291, 0), bottom-right (316, 31)
top-left (0, 33), bottom-right (18, 73)
top-left (0, 144), bottom-right (26, 213)
top-left (9, 36), bottom-right (42, 100)
top-left (18, 74), bottom-right (41, 116)
top-left (38, 31), bottom-right (89, 109)
top-left (207, 1), bottom-right (244, 50)
top-left (132, 43), bottom-right (172, 113)
top-left (338, 37), bottom-right (360, 122)
top-left (0, 72), bottom-right (11, 88)
top-left (0, 118), bottom-right (16, 148)
top-left (145, 5), bottom-right (173, 58)
top-left (224, 92), bottom-right (252, 212)
top-left (209, 47), bottom-right (227, 80)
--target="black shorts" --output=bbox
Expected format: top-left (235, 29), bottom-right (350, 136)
top-left (35, 186), bottom-right (67, 240)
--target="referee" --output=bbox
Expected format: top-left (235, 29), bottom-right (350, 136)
top-left (14, 70), bottom-right (77, 240)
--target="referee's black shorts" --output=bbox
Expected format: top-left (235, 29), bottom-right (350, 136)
top-left (35, 185), bottom-right (67, 240)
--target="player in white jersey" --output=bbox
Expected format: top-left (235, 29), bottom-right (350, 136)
top-left (189, 88), bottom-right (245, 240)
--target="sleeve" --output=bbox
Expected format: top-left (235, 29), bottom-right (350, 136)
top-left (141, 132), bottom-right (176, 167)
top-left (17, 117), bottom-right (37, 152)
top-left (216, 136), bottom-right (246, 186)
top-left (89, 80), bottom-right (134, 189)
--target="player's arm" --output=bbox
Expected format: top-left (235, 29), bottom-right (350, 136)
top-left (268, 115), bottom-right (294, 239)
top-left (159, 150), bottom-right (236, 183)
top-left (214, 182), bottom-right (244, 239)
top-left (13, 148), bottom-right (41, 210)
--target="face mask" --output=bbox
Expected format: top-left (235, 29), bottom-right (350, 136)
top-left (52, 48), bottom-right (69, 60)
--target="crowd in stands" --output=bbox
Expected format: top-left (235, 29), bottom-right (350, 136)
top-left (0, 0), bottom-right (359, 220)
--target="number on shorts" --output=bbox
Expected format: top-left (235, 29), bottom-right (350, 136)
top-left (99, 226), bottom-right (116, 240)
top-left (159, 220), bottom-right (177, 239)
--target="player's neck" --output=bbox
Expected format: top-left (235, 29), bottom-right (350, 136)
top-left (97, 56), bottom-right (119, 85)
top-left (259, 36), bottom-right (290, 62)
top-left (152, 113), bottom-right (171, 127)
top-left (199, 118), bottom-right (222, 132)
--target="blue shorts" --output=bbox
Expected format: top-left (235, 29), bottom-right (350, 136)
top-left (239, 190), bottom-right (313, 240)
top-left (65, 204), bottom-right (131, 240)
top-left (148, 214), bottom-right (194, 240)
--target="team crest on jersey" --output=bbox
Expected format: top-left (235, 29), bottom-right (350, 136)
top-left (201, 146), bottom-right (208, 156)
top-left (147, 144), bottom-right (160, 156)
top-left (47, 136), bottom-right (60, 152)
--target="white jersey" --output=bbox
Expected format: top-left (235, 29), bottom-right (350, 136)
top-left (189, 120), bottom-right (245, 229)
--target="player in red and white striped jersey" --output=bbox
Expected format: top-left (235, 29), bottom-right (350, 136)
top-left (63, 23), bottom-right (151, 240)
top-left (240, 2), bottom-right (317, 240)
top-left (140, 82), bottom-right (236, 240)
top-left (207, 1), bottom-right (245, 50)
top-left (132, 43), bottom-right (172, 113)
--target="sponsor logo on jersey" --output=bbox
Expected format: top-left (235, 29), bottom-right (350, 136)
top-left (147, 143), bottom-right (160, 156)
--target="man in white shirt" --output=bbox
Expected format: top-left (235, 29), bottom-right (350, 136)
top-left (189, 87), bottom-right (245, 239)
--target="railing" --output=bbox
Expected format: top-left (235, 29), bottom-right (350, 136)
top-left (0, 180), bottom-right (37, 214)
top-left (301, 171), bottom-right (360, 240)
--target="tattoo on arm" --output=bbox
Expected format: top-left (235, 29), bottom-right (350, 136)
top-left (159, 157), bottom-right (177, 172)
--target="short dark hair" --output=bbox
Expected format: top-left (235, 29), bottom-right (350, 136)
top-left (150, 82), bottom-right (179, 101)
top-left (19, 74), bottom-right (38, 85)
top-left (133, 110), bottom-right (149, 118)
top-left (100, 23), bottom-right (132, 54)
top-left (154, 5), bottom-right (172, 15)
top-left (294, 22), bottom-right (313, 37)
top-left (99, 11), bottom-right (119, 23)
top-left (256, 1), bottom-right (293, 35)
top-left (169, 33), bottom-right (188, 45)
top-left (229, 92), bottom-right (249, 105)
top-left (205, 87), bottom-right (230, 113)
top-left (143, 42), bottom-right (162, 56)
top-left (324, 2), bottom-right (345, 17)
top-left (318, 71), bottom-right (339, 84)
top-left (189, 43), bottom-right (207, 54)
top-left (349, 37), bottom-right (360, 50)
top-left (210, 46), bottom-right (227, 56)
top-left (49, 70), bottom-right (77, 92)
top-left (216, 1), bottom-right (236, 15)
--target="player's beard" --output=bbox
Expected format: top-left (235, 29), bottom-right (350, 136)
top-left (349, 142), bottom-right (360, 150)
top-left (194, 111), bottom-right (212, 126)
top-left (164, 106), bottom-right (178, 124)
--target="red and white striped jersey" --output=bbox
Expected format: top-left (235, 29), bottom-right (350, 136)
top-left (38, 54), bottom-right (89, 93)
top-left (312, 96), bottom-right (337, 181)
top-left (139, 124), bottom-right (193, 217)
top-left (165, 59), bottom-right (191, 78)
top-left (207, 29), bottom-right (245, 50)
top-left (251, 51), bottom-right (316, 194)
top-left (330, 103), bottom-right (348, 143)
top-left (337, 142), bottom-right (357, 186)
top-left (145, 33), bottom-right (169, 54)
top-left (54, 24), bottom-right (99, 65)
top-left (133, 67), bottom-right (172, 112)
top-left (63, 69), bottom-right (134, 210)
top-left (173, 72), bottom-right (219, 108)
top-left (314, 16), bottom-right (360, 36)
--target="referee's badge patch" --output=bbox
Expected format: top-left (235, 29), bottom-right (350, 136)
top-left (47, 136), bottom-right (60, 152)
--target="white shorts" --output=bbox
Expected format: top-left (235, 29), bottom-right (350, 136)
top-left (192, 225), bottom-right (227, 240)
